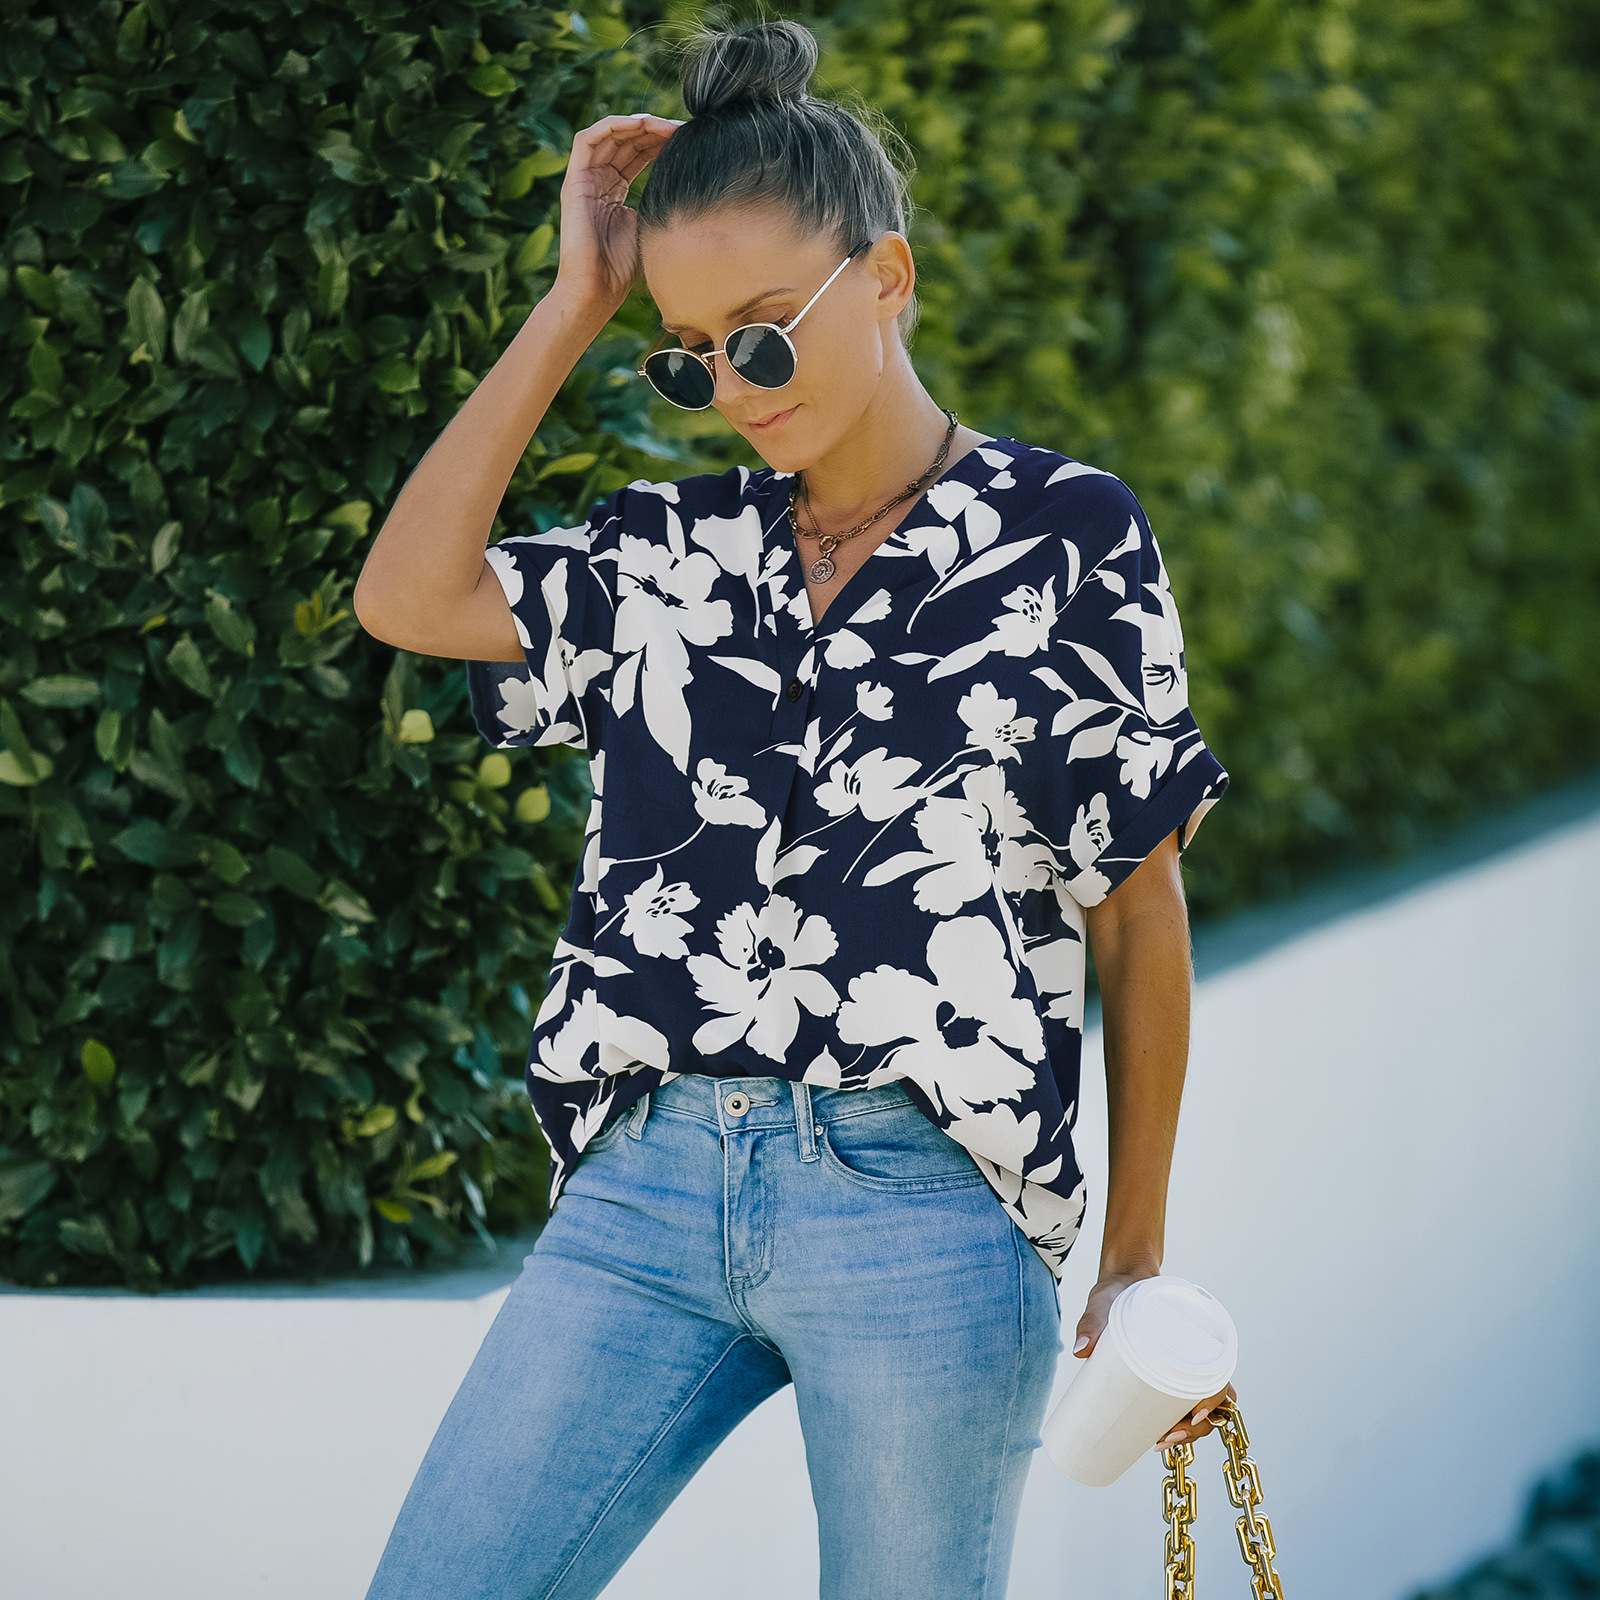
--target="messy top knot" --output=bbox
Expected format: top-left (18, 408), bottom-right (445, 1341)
top-left (680, 19), bottom-right (817, 116)
top-left (639, 19), bottom-right (912, 268)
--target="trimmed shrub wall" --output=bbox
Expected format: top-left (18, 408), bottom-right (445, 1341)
top-left (3, 0), bottom-right (1598, 1287)
top-left (0, 0), bottom-right (678, 1288)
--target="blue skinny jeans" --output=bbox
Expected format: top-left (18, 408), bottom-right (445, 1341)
top-left (366, 1074), bottom-right (1063, 1600)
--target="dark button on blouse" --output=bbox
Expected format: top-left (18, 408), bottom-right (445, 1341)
top-left (466, 438), bottom-right (1228, 1281)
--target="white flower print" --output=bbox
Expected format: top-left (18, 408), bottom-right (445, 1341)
top-left (846, 588), bottom-right (894, 626)
top-left (855, 680), bottom-right (894, 721)
top-left (493, 672), bottom-right (544, 737)
top-left (814, 747), bottom-right (925, 822)
top-left (974, 1163), bottom-right (1087, 1269)
top-left (991, 580), bottom-right (1058, 656)
top-left (1023, 936), bottom-right (1084, 1028)
top-left (865, 765), bottom-right (1050, 914)
top-left (620, 865), bottom-right (700, 961)
top-left (690, 506), bottom-right (766, 627)
top-left (691, 759), bottom-right (768, 829)
top-left (579, 751), bottom-right (605, 893)
top-left (613, 534), bottom-right (734, 772)
top-left (958, 681), bottom-right (1037, 764)
top-left (687, 896), bottom-right (841, 1061)
top-left (1112, 569), bottom-right (1188, 725)
top-left (837, 917), bottom-right (1044, 1119)
top-left (945, 1102), bottom-right (1043, 1174)
top-left (1068, 792), bottom-right (1113, 870)
top-left (823, 628), bottom-right (875, 669)
top-left (928, 579), bottom-right (1059, 682)
top-left (534, 990), bottom-right (670, 1083)
top-left (1115, 727), bottom-right (1175, 799)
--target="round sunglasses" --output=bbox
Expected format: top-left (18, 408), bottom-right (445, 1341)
top-left (637, 239), bottom-right (872, 411)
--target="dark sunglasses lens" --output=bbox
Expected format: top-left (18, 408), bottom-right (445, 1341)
top-left (725, 325), bottom-right (795, 389)
top-left (644, 351), bottom-right (715, 410)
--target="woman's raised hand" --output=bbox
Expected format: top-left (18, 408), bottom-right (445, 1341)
top-left (554, 114), bottom-right (682, 315)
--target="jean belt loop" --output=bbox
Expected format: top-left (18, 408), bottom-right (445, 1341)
top-left (793, 1081), bottom-right (819, 1162)
top-left (625, 1090), bottom-right (650, 1140)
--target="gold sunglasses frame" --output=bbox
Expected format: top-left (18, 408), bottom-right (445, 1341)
top-left (636, 238), bottom-right (873, 411)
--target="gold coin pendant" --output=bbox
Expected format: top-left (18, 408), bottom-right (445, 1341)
top-left (808, 556), bottom-right (837, 584)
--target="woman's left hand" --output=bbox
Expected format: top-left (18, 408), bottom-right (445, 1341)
top-left (1073, 1269), bottom-right (1236, 1452)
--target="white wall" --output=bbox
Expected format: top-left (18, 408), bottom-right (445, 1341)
top-left (4, 804), bottom-right (1598, 1600)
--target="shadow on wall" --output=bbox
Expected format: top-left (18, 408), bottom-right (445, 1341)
top-left (1412, 1452), bottom-right (1600, 1599)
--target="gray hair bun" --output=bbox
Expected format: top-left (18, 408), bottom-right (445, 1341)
top-left (680, 20), bottom-right (818, 117)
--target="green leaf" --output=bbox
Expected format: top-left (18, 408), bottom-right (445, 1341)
top-left (29, 339), bottom-right (64, 398)
top-left (408, 1151), bottom-right (459, 1182)
top-left (126, 277), bottom-right (168, 360)
top-left (150, 520), bottom-right (183, 572)
top-left (515, 784), bottom-right (552, 822)
top-left (210, 892), bottom-right (265, 927)
top-left (22, 676), bottom-right (101, 709)
top-left (16, 266), bottom-right (59, 312)
top-left (540, 453), bottom-right (597, 478)
top-left (165, 635), bottom-right (217, 700)
top-left (323, 502), bottom-right (372, 535)
top-left (264, 845), bottom-right (322, 901)
top-left (468, 62), bottom-right (517, 98)
top-left (0, 700), bottom-right (46, 785)
top-left (205, 592), bottom-right (257, 656)
top-left (319, 878), bottom-right (376, 923)
top-left (513, 223), bottom-right (555, 273)
top-left (397, 709), bottom-right (435, 744)
top-left (111, 819), bottom-right (205, 868)
top-left (81, 1039), bottom-right (117, 1088)
top-left (201, 839), bottom-right (252, 885)
top-left (478, 753), bottom-right (512, 788)
top-left (354, 1105), bottom-right (397, 1137)
top-left (373, 1198), bottom-right (411, 1223)
top-left (373, 355), bottom-right (420, 393)
top-left (0, 1160), bottom-right (58, 1224)
top-left (172, 291), bottom-right (210, 364)
top-left (0, 750), bottom-right (50, 787)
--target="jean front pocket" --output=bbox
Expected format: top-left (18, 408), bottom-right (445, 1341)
top-left (820, 1104), bottom-right (986, 1192)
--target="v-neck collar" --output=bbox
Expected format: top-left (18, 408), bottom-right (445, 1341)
top-left (760, 436), bottom-right (1024, 637)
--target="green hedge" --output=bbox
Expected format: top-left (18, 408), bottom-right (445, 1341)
top-left (0, 0), bottom-right (683, 1288)
top-left (5, 0), bottom-right (1599, 1288)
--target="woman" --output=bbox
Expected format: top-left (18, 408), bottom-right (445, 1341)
top-left (355, 20), bottom-right (1230, 1600)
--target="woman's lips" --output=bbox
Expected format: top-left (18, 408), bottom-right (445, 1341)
top-left (748, 405), bottom-right (798, 433)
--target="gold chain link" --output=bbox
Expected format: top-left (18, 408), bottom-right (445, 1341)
top-left (1160, 1398), bottom-right (1286, 1600)
top-left (1161, 1441), bottom-right (1198, 1599)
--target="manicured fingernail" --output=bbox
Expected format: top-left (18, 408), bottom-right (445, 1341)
top-left (1160, 1431), bottom-right (1183, 1446)
top-left (1191, 1406), bottom-right (1211, 1424)
top-left (1072, 1335), bottom-right (1090, 1354)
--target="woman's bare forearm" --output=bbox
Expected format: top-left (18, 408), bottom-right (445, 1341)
top-left (1084, 833), bottom-right (1192, 1276)
top-left (353, 288), bottom-right (610, 655)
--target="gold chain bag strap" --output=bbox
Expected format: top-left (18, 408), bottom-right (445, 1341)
top-left (1160, 1398), bottom-right (1287, 1600)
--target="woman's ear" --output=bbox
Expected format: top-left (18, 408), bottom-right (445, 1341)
top-left (867, 232), bottom-right (916, 322)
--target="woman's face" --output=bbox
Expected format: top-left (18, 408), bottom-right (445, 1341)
top-left (639, 207), bottom-right (911, 473)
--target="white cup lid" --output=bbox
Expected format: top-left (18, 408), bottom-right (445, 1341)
top-left (1108, 1276), bottom-right (1238, 1400)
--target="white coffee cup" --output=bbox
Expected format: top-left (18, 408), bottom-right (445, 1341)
top-left (1042, 1275), bottom-right (1238, 1487)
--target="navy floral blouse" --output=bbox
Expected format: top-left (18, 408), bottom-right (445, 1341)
top-left (467, 437), bottom-right (1227, 1279)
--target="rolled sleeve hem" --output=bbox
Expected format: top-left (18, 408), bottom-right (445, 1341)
top-left (1064, 750), bottom-right (1229, 905)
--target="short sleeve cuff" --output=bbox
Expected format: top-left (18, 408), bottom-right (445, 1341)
top-left (1060, 745), bottom-right (1229, 906)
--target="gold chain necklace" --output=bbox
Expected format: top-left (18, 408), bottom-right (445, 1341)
top-left (788, 408), bottom-right (960, 584)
